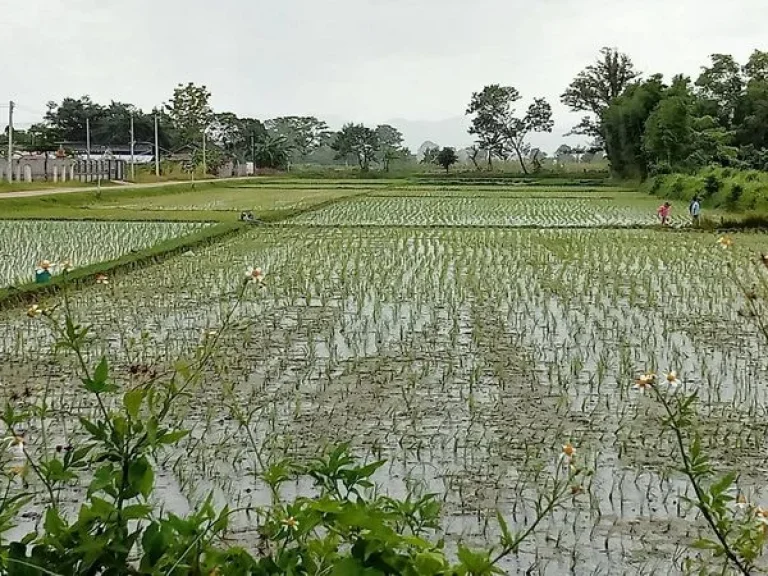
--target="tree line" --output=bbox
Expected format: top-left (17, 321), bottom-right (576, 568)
top-left (1, 83), bottom-right (415, 172)
top-left (7, 47), bottom-right (767, 177)
top-left (462, 47), bottom-right (768, 177)
top-left (560, 47), bottom-right (768, 178)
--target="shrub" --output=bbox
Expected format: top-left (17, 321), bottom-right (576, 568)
top-left (649, 176), bottom-right (663, 196)
top-left (671, 177), bottom-right (685, 198)
top-left (703, 174), bottom-right (722, 199)
top-left (727, 184), bottom-right (745, 209)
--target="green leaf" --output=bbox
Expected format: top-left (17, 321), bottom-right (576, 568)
top-left (43, 508), bottom-right (66, 538)
top-left (156, 429), bottom-right (189, 446)
top-left (357, 460), bottom-right (387, 479)
top-left (94, 357), bottom-right (109, 384)
top-left (415, 551), bottom-right (446, 574)
top-left (496, 510), bottom-right (512, 546)
top-left (122, 504), bottom-right (153, 520)
top-left (128, 457), bottom-right (155, 499)
top-left (691, 538), bottom-right (723, 551)
top-left (457, 545), bottom-right (493, 573)
top-left (123, 389), bottom-right (144, 420)
top-left (88, 464), bottom-right (118, 498)
top-left (90, 496), bottom-right (117, 521)
top-left (710, 472), bottom-right (737, 498)
top-left (79, 417), bottom-right (106, 441)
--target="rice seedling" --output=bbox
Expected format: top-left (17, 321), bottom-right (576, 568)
top-left (0, 187), bottom-right (765, 572)
top-left (0, 220), bottom-right (207, 287)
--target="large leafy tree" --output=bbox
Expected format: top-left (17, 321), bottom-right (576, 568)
top-left (44, 96), bottom-right (104, 142)
top-left (164, 82), bottom-right (213, 146)
top-left (743, 50), bottom-right (768, 83)
top-left (466, 84), bottom-right (518, 168)
top-left (734, 51), bottom-right (768, 156)
top-left (90, 102), bottom-right (155, 145)
top-left (266, 116), bottom-right (329, 162)
top-left (253, 133), bottom-right (290, 169)
top-left (695, 54), bottom-right (744, 128)
top-left (375, 124), bottom-right (405, 171)
top-left (561, 47), bottom-right (640, 143)
top-left (501, 97), bottom-right (554, 174)
top-left (331, 124), bottom-right (379, 170)
top-left (466, 85), bottom-right (553, 173)
top-left (436, 147), bottom-right (459, 173)
top-left (642, 77), bottom-right (697, 170)
top-left (209, 112), bottom-right (246, 161)
top-left (602, 75), bottom-right (666, 178)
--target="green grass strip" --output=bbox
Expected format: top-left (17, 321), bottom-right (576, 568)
top-left (0, 191), bottom-right (359, 310)
top-left (0, 222), bottom-right (245, 310)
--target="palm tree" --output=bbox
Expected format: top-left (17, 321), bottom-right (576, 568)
top-left (253, 134), bottom-right (290, 169)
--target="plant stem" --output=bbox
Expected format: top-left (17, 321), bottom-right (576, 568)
top-left (654, 387), bottom-right (751, 576)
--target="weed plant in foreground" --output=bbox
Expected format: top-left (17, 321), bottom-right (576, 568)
top-left (0, 276), bottom-right (585, 575)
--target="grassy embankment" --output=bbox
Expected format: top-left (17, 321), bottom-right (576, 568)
top-left (644, 167), bottom-right (768, 228)
top-left (0, 180), bottom-right (119, 194)
top-left (0, 178), bottom-right (386, 307)
top-left (0, 179), bottom-right (375, 221)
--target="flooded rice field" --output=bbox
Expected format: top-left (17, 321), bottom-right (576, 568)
top-left (1, 204), bottom-right (766, 573)
top-left (0, 220), bottom-right (208, 287)
top-left (288, 195), bottom-right (667, 228)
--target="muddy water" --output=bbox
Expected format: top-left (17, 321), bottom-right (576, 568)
top-left (1, 226), bottom-right (767, 574)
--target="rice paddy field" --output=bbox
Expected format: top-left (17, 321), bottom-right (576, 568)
top-left (0, 220), bottom-right (207, 286)
top-left (0, 179), bottom-right (765, 574)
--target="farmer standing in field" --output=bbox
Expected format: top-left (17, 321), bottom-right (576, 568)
top-left (657, 202), bottom-right (672, 226)
top-left (689, 196), bottom-right (701, 226)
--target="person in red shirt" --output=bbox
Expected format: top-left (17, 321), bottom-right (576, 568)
top-left (657, 202), bottom-right (672, 226)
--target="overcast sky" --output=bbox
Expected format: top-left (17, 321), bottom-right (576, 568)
top-left (4, 0), bottom-right (765, 152)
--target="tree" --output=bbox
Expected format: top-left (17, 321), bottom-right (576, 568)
top-left (165, 83), bottom-right (213, 145)
top-left (695, 54), bottom-right (744, 127)
top-left (602, 74), bottom-right (666, 178)
top-left (643, 77), bottom-right (696, 170)
top-left (209, 112), bottom-right (247, 162)
top-left (420, 146), bottom-right (440, 165)
top-left (266, 116), bottom-right (329, 162)
top-left (734, 53), bottom-right (768, 155)
top-left (253, 133), bottom-right (290, 169)
top-left (331, 124), bottom-right (379, 170)
top-left (44, 96), bottom-right (104, 142)
top-left (375, 124), bottom-right (405, 171)
top-left (501, 97), bottom-right (554, 174)
top-left (561, 47), bottom-right (640, 142)
top-left (436, 147), bottom-right (459, 173)
top-left (466, 84), bottom-right (518, 168)
top-left (743, 50), bottom-right (768, 83)
top-left (529, 148), bottom-right (546, 172)
top-left (90, 102), bottom-right (155, 145)
top-left (466, 145), bottom-right (485, 171)
top-left (555, 144), bottom-right (574, 159)
top-left (467, 85), bottom-right (553, 173)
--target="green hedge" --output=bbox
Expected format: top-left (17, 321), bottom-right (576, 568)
top-left (644, 167), bottom-right (768, 212)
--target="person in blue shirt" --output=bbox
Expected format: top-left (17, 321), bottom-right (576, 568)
top-left (689, 196), bottom-right (701, 226)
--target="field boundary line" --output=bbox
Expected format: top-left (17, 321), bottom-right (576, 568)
top-left (0, 192), bottom-right (365, 310)
top-left (0, 222), bottom-right (246, 311)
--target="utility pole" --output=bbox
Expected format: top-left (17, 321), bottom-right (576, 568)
top-left (129, 110), bottom-right (135, 181)
top-left (154, 114), bottom-right (160, 178)
top-left (202, 128), bottom-right (207, 176)
top-left (86, 117), bottom-right (91, 161)
top-left (7, 101), bottom-right (13, 183)
top-left (250, 135), bottom-right (255, 175)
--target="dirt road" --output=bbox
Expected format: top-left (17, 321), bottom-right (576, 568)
top-left (0, 177), bottom-right (250, 199)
